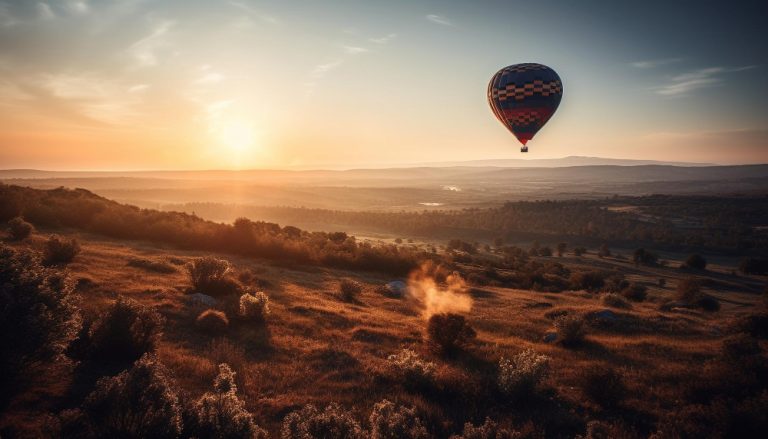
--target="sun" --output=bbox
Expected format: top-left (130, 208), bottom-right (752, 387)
top-left (217, 120), bottom-right (258, 153)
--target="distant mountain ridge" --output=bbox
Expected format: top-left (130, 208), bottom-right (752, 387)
top-left (413, 156), bottom-right (717, 168)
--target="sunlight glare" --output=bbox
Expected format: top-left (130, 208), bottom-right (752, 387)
top-left (217, 120), bottom-right (258, 153)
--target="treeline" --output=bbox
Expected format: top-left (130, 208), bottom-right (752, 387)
top-left (0, 184), bottom-right (426, 275)
top-left (174, 194), bottom-right (768, 250)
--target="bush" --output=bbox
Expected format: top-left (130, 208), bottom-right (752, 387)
top-left (83, 296), bottom-right (164, 368)
top-left (597, 244), bottom-right (610, 258)
top-left (498, 348), bottom-right (550, 398)
top-left (0, 244), bottom-right (81, 401)
top-left (632, 248), bottom-right (658, 266)
top-left (196, 309), bottom-right (229, 335)
top-left (676, 278), bottom-right (702, 303)
top-left (427, 313), bottom-right (476, 354)
top-left (281, 403), bottom-right (364, 439)
top-left (44, 235), bottom-right (81, 264)
top-left (7, 216), bottom-right (33, 240)
top-left (554, 314), bottom-right (586, 346)
top-left (78, 354), bottom-right (182, 438)
top-left (734, 312), bottom-right (768, 339)
top-left (339, 279), bottom-right (362, 302)
top-left (602, 293), bottom-right (631, 309)
top-left (188, 363), bottom-right (266, 438)
top-left (569, 271), bottom-right (605, 292)
top-left (451, 418), bottom-right (519, 439)
top-left (369, 399), bottom-right (428, 439)
top-left (697, 295), bottom-right (720, 312)
top-left (683, 254), bottom-right (707, 270)
top-left (739, 257), bottom-right (768, 275)
top-left (582, 368), bottom-right (626, 406)
top-left (188, 257), bottom-right (241, 296)
top-left (127, 257), bottom-right (176, 274)
top-left (573, 247), bottom-right (587, 256)
top-left (621, 283), bottom-right (648, 302)
top-left (238, 291), bottom-right (270, 322)
top-left (387, 349), bottom-right (436, 386)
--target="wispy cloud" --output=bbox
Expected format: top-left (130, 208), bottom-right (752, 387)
top-left (37, 3), bottom-right (55, 20)
top-left (426, 14), bottom-right (452, 26)
top-left (342, 45), bottom-right (368, 55)
top-left (654, 66), bottom-right (755, 96)
top-left (129, 20), bottom-right (175, 67)
top-left (369, 33), bottom-right (397, 44)
top-left (631, 58), bottom-right (683, 69)
top-left (228, 1), bottom-right (278, 24)
top-left (312, 60), bottom-right (343, 77)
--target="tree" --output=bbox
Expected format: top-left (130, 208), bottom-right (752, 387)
top-left (597, 244), bottom-right (611, 258)
top-left (633, 248), bottom-right (658, 266)
top-left (683, 254), bottom-right (707, 270)
top-left (557, 242), bottom-right (567, 257)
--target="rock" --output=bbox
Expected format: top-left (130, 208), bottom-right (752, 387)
top-left (593, 309), bottom-right (617, 321)
top-left (188, 293), bottom-right (217, 307)
top-left (385, 281), bottom-right (408, 297)
top-left (543, 332), bottom-right (558, 343)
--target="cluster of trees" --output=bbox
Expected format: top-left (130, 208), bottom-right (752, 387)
top-left (0, 185), bottom-right (430, 276)
top-left (177, 194), bottom-right (768, 250)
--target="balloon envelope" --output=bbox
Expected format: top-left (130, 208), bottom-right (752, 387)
top-left (487, 63), bottom-right (563, 146)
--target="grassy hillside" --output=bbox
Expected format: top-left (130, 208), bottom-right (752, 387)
top-left (1, 195), bottom-right (767, 437)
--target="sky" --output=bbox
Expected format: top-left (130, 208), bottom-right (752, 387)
top-left (0, 0), bottom-right (766, 170)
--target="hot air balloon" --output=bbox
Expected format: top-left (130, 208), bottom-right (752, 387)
top-left (487, 63), bottom-right (563, 153)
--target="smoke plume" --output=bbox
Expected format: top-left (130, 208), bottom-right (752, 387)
top-left (407, 261), bottom-right (472, 319)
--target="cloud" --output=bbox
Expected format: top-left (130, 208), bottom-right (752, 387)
top-left (66, 1), bottom-right (89, 15)
top-left (312, 59), bottom-right (343, 77)
top-left (129, 20), bottom-right (175, 67)
top-left (654, 66), bottom-right (755, 96)
top-left (36, 3), bottom-right (55, 20)
top-left (426, 14), bottom-right (452, 26)
top-left (369, 33), bottom-right (397, 44)
top-left (228, 1), bottom-right (278, 24)
top-left (128, 84), bottom-right (149, 93)
top-left (631, 58), bottom-right (683, 69)
top-left (342, 45), bottom-right (368, 55)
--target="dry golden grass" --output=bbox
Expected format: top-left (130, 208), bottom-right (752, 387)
top-left (1, 230), bottom-right (765, 436)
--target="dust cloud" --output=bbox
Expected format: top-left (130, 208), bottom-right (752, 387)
top-left (407, 261), bottom-right (472, 319)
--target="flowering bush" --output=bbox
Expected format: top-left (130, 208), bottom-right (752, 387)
top-left (498, 349), bottom-right (550, 397)
top-left (369, 399), bottom-right (428, 439)
top-left (387, 348), bottom-right (436, 386)
top-left (239, 291), bottom-right (270, 322)
top-left (281, 403), bottom-right (364, 439)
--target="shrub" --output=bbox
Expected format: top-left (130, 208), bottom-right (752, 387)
top-left (281, 403), bottom-right (364, 439)
top-left (427, 313), bottom-right (476, 354)
top-left (683, 254), bottom-right (707, 270)
top-left (621, 283), bottom-right (648, 302)
top-left (238, 291), bottom-right (270, 322)
top-left (739, 257), bottom-right (768, 275)
top-left (7, 216), bottom-right (33, 240)
top-left (569, 271), bottom-right (605, 292)
top-left (0, 244), bottom-right (81, 401)
top-left (581, 368), bottom-right (626, 407)
top-left (602, 293), bottom-right (631, 309)
top-left (658, 278), bottom-right (666, 287)
top-left (44, 235), bottom-right (81, 264)
top-left (498, 348), bottom-right (550, 398)
top-left (188, 257), bottom-right (241, 296)
top-left (188, 363), bottom-right (266, 439)
top-left (127, 257), bottom-right (176, 274)
top-left (697, 295), bottom-right (720, 312)
top-left (450, 417), bottom-right (519, 439)
top-left (387, 349), bottom-right (436, 386)
top-left (554, 314), bottom-right (586, 346)
top-left (369, 399), bottom-right (428, 439)
top-left (597, 244), bottom-right (610, 258)
top-left (196, 309), bottom-right (229, 335)
top-left (632, 248), bottom-right (658, 266)
top-left (339, 279), bottom-right (362, 302)
top-left (78, 354), bottom-right (182, 438)
top-left (603, 275), bottom-right (629, 294)
top-left (676, 278), bottom-right (702, 303)
top-left (734, 312), bottom-right (768, 339)
top-left (85, 296), bottom-right (164, 368)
